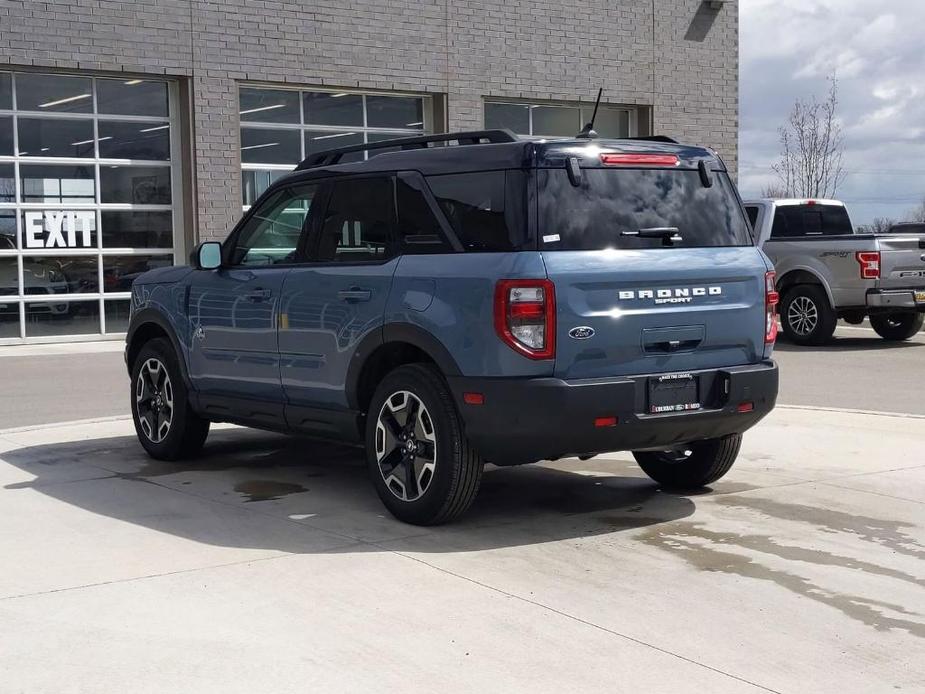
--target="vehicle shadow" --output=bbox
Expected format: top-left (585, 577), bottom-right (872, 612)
top-left (774, 336), bottom-right (925, 353)
top-left (2, 426), bottom-right (698, 554)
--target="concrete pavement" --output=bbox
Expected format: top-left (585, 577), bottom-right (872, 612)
top-left (1, 407), bottom-right (923, 693)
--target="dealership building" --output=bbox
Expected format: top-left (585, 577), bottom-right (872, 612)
top-left (0, 0), bottom-right (738, 344)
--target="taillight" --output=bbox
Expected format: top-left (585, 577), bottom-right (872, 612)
top-left (765, 271), bottom-right (779, 344)
top-left (494, 279), bottom-right (556, 359)
top-left (599, 153), bottom-right (680, 167)
top-left (856, 251), bottom-right (880, 279)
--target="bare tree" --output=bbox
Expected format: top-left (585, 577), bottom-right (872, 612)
top-left (770, 76), bottom-right (847, 199)
top-left (856, 217), bottom-right (896, 234)
top-left (904, 197), bottom-right (925, 222)
top-left (760, 184), bottom-right (790, 199)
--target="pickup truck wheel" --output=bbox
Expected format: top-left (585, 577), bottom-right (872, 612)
top-left (633, 433), bottom-right (742, 489)
top-left (869, 312), bottom-right (924, 341)
top-left (366, 364), bottom-right (483, 525)
top-left (781, 285), bottom-right (836, 345)
top-left (131, 337), bottom-right (210, 461)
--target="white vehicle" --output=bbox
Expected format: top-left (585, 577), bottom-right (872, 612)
top-left (0, 237), bottom-right (69, 316)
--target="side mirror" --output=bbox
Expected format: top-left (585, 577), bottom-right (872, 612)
top-left (191, 241), bottom-right (222, 270)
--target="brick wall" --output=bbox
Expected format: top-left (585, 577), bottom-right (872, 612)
top-left (0, 0), bottom-right (739, 241)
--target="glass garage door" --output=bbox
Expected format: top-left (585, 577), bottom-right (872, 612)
top-left (0, 71), bottom-right (181, 343)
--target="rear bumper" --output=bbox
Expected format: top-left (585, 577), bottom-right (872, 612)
top-left (447, 361), bottom-right (778, 465)
top-left (866, 288), bottom-right (925, 311)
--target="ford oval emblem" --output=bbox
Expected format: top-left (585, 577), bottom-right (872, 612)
top-left (568, 326), bottom-right (595, 340)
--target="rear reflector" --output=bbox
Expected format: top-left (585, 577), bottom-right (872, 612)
top-left (737, 402), bottom-right (755, 413)
top-left (594, 416), bottom-right (618, 428)
top-left (463, 392), bottom-right (484, 405)
top-left (856, 251), bottom-right (881, 279)
top-left (599, 153), bottom-right (680, 167)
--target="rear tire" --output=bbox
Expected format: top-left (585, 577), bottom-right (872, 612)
top-left (869, 312), bottom-right (924, 341)
top-left (780, 284), bottom-right (836, 345)
top-left (130, 337), bottom-right (210, 461)
top-left (633, 433), bottom-right (742, 489)
top-left (366, 363), bottom-right (483, 525)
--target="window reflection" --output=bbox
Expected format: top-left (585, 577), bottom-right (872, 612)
top-left (0, 257), bottom-right (17, 295)
top-left (104, 299), bottom-right (131, 332)
top-left (17, 117), bottom-right (95, 158)
top-left (98, 121), bottom-right (170, 160)
top-left (0, 73), bottom-right (11, 110)
top-left (25, 300), bottom-right (100, 336)
top-left (96, 79), bottom-right (168, 117)
top-left (100, 166), bottom-right (170, 204)
top-left (239, 88), bottom-right (300, 124)
top-left (23, 256), bottom-right (98, 293)
top-left (101, 210), bottom-right (172, 248)
top-left (103, 254), bottom-right (172, 291)
top-left (240, 128), bottom-right (301, 165)
top-left (303, 92), bottom-right (363, 126)
top-left (15, 73), bottom-right (93, 113)
top-left (0, 116), bottom-right (12, 155)
top-left (20, 164), bottom-right (96, 203)
top-left (0, 164), bottom-right (14, 202)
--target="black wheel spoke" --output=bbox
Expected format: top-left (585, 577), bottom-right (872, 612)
top-left (417, 440), bottom-right (435, 461)
top-left (376, 390), bottom-right (437, 503)
top-left (379, 447), bottom-right (404, 476)
top-left (381, 410), bottom-right (403, 438)
top-left (403, 454), bottom-right (418, 499)
top-left (404, 397), bottom-right (420, 433)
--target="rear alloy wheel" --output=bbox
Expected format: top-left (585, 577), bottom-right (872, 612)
top-left (781, 285), bottom-right (836, 345)
top-left (869, 312), bottom-right (924, 341)
top-left (633, 433), bottom-right (742, 489)
top-left (366, 364), bottom-right (483, 525)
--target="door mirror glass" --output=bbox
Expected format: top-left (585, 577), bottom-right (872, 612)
top-left (195, 241), bottom-right (222, 270)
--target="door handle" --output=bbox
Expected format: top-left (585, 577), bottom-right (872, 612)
top-left (338, 288), bottom-right (372, 303)
top-left (244, 288), bottom-right (272, 302)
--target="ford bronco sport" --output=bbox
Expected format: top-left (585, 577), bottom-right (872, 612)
top-left (126, 129), bottom-right (779, 525)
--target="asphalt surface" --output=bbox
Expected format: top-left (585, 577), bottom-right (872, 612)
top-left (1, 322), bottom-right (923, 430)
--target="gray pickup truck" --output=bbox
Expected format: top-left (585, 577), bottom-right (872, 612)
top-left (744, 199), bottom-right (925, 344)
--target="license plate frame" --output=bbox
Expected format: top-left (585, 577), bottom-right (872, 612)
top-left (648, 373), bottom-right (701, 415)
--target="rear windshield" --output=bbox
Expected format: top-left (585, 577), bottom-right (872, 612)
top-left (770, 204), bottom-right (853, 238)
top-left (537, 168), bottom-right (752, 250)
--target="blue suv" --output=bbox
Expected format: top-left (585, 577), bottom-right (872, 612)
top-left (126, 129), bottom-right (779, 524)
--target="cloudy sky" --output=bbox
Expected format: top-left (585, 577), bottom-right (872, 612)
top-left (739, 0), bottom-right (925, 225)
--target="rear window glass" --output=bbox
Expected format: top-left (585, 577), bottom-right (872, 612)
top-left (426, 171), bottom-right (527, 251)
top-left (538, 168), bottom-right (752, 250)
top-left (770, 204), bottom-right (853, 238)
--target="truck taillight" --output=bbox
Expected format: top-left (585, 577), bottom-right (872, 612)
top-left (856, 251), bottom-right (880, 279)
top-left (765, 271), bottom-right (779, 344)
top-left (494, 279), bottom-right (556, 359)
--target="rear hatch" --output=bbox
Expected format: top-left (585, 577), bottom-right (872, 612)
top-left (875, 233), bottom-right (925, 290)
top-left (537, 162), bottom-right (769, 379)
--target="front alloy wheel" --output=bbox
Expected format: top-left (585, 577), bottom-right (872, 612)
top-left (136, 357), bottom-right (174, 444)
top-left (375, 390), bottom-right (437, 502)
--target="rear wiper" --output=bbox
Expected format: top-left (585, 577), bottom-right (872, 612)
top-left (621, 227), bottom-right (683, 246)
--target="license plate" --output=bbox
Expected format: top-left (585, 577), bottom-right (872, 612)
top-left (648, 373), bottom-right (701, 414)
top-left (915, 290), bottom-right (925, 304)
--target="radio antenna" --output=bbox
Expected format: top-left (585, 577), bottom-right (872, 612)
top-left (576, 88), bottom-right (603, 139)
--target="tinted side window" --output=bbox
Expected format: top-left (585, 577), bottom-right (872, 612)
top-left (395, 177), bottom-right (453, 253)
top-left (426, 171), bottom-right (526, 251)
top-left (313, 176), bottom-right (393, 262)
top-left (230, 184), bottom-right (318, 266)
top-left (745, 206), bottom-right (759, 229)
top-left (770, 204), bottom-right (853, 238)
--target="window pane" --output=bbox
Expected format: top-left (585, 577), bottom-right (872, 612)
top-left (103, 254), bottom-right (172, 292)
top-left (366, 95), bottom-right (423, 129)
top-left (104, 299), bottom-right (131, 333)
top-left (17, 117), bottom-right (95, 158)
top-left (101, 210), bottom-right (172, 248)
top-left (303, 92), bottom-right (363, 126)
top-left (313, 177), bottom-right (393, 262)
top-left (0, 164), bottom-right (14, 202)
top-left (232, 185), bottom-right (318, 266)
top-left (20, 164), bottom-right (96, 203)
top-left (100, 165), bottom-right (170, 204)
top-left (96, 78), bottom-right (168, 117)
top-left (771, 204), bottom-right (852, 238)
top-left (304, 129), bottom-right (363, 161)
top-left (427, 172), bottom-right (521, 251)
top-left (531, 105), bottom-right (580, 136)
top-left (25, 300), bottom-right (100, 336)
top-left (0, 257), bottom-right (17, 295)
top-left (0, 211), bottom-right (15, 249)
top-left (239, 88), bottom-right (300, 124)
top-left (396, 177), bottom-right (451, 253)
top-left (98, 121), bottom-right (170, 160)
top-left (21, 210), bottom-right (97, 250)
top-left (590, 108), bottom-right (630, 138)
top-left (16, 73), bottom-right (93, 113)
top-left (241, 169), bottom-right (290, 206)
top-left (485, 103), bottom-right (529, 134)
top-left (23, 255), bottom-right (98, 293)
top-left (0, 116), bottom-right (12, 155)
top-left (0, 73), bottom-right (11, 110)
top-left (0, 304), bottom-right (20, 338)
top-left (240, 127), bottom-right (301, 165)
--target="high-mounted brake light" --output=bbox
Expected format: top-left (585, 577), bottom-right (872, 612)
top-left (494, 279), bottom-right (556, 360)
top-left (856, 251), bottom-right (880, 280)
top-left (599, 153), bottom-right (680, 167)
top-left (765, 271), bottom-right (779, 344)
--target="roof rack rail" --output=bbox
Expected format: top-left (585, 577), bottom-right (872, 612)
top-left (294, 129), bottom-right (519, 170)
top-left (627, 135), bottom-right (678, 143)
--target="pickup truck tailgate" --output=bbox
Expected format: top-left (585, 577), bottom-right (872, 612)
top-left (877, 234), bottom-right (925, 289)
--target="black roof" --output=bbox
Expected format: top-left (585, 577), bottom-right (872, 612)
top-left (273, 130), bottom-right (724, 188)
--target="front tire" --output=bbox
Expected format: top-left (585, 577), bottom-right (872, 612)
top-left (780, 284), bottom-right (837, 345)
top-left (633, 433), bottom-right (742, 489)
top-left (131, 337), bottom-right (210, 460)
top-left (366, 364), bottom-right (483, 525)
top-left (869, 312), bottom-right (924, 341)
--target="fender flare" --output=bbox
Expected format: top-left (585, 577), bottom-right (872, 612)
top-left (126, 307), bottom-right (194, 391)
top-left (776, 267), bottom-right (836, 308)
